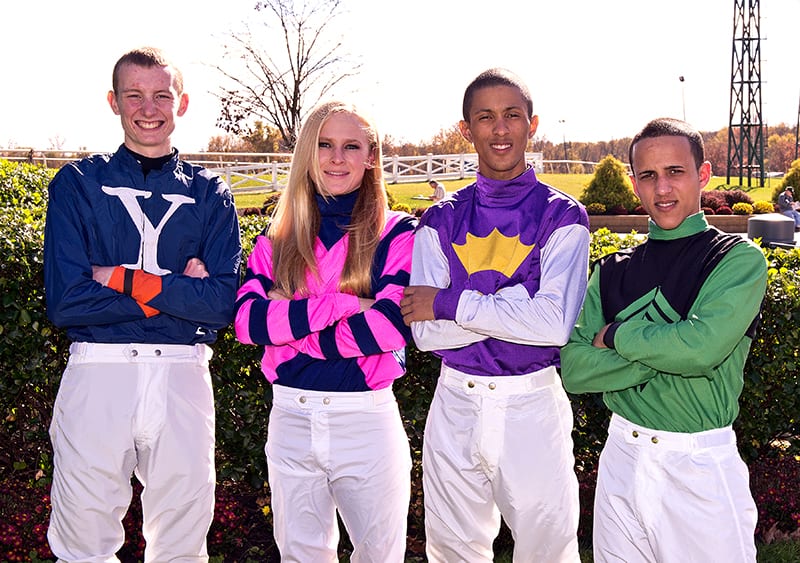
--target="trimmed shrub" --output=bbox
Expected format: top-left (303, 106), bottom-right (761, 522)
top-left (631, 205), bottom-right (647, 215)
top-left (724, 189), bottom-right (755, 208)
top-left (585, 202), bottom-right (606, 215)
top-left (580, 155), bottom-right (639, 212)
top-left (773, 159), bottom-right (800, 202)
top-left (732, 202), bottom-right (753, 215)
top-left (702, 207), bottom-right (715, 215)
top-left (386, 187), bottom-right (398, 209)
top-left (701, 190), bottom-right (727, 210)
top-left (260, 191), bottom-right (281, 217)
top-left (0, 161), bottom-right (65, 485)
top-left (737, 247), bottom-right (800, 461)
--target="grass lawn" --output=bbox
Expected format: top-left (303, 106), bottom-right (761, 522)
top-left (232, 173), bottom-right (782, 212)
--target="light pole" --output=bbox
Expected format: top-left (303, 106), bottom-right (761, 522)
top-left (795, 89), bottom-right (800, 161)
top-left (558, 119), bottom-right (568, 173)
top-left (679, 76), bottom-right (686, 121)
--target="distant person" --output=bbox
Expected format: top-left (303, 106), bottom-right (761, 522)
top-left (777, 185), bottom-right (800, 230)
top-left (43, 47), bottom-right (242, 560)
top-left (561, 117), bottom-right (767, 562)
top-left (234, 100), bottom-right (416, 561)
top-left (401, 68), bottom-right (589, 562)
top-left (428, 179), bottom-right (446, 202)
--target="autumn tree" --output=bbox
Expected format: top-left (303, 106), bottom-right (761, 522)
top-left (703, 130), bottom-right (729, 178)
top-left (428, 124), bottom-right (474, 155)
top-left (207, 121), bottom-right (284, 154)
top-left (766, 131), bottom-right (796, 174)
top-left (213, 0), bottom-right (359, 150)
top-left (382, 124), bottom-right (474, 157)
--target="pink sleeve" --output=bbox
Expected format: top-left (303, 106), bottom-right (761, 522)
top-left (285, 224), bottom-right (414, 359)
top-left (234, 235), bottom-right (362, 346)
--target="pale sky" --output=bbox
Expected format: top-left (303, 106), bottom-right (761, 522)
top-left (3, 0), bottom-right (800, 152)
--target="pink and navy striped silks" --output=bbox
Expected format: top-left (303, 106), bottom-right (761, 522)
top-left (235, 207), bottom-right (416, 392)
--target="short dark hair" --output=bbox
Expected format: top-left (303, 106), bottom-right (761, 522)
top-left (629, 117), bottom-right (704, 173)
top-left (111, 46), bottom-right (183, 95)
top-left (462, 68), bottom-right (533, 122)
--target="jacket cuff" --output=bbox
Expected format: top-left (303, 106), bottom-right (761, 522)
top-left (106, 266), bottom-right (130, 294)
top-left (432, 287), bottom-right (460, 321)
top-left (603, 322), bottom-right (622, 349)
top-left (106, 267), bottom-right (162, 303)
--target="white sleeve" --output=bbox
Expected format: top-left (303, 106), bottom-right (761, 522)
top-left (453, 223), bottom-right (590, 346)
top-left (409, 224), bottom-right (488, 351)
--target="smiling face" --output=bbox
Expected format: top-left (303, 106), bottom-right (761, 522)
top-left (458, 84), bottom-right (538, 181)
top-left (316, 111), bottom-right (375, 196)
top-left (630, 135), bottom-right (711, 230)
top-left (107, 62), bottom-right (188, 158)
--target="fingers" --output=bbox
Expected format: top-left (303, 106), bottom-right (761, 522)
top-left (400, 286), bottom-right (437, 325)
top-left (91, 265), bottom-right (115, 286)
top-left (183, 257), bottom-right (209, 279)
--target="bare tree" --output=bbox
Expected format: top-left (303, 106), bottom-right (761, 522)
top-left (213, 0), bottom-right (359, 150)
top-left (48, 135), bottom-right (66, 151)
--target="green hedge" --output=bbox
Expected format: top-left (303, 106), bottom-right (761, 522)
top-left (1, 159), bottom-right (798, 530)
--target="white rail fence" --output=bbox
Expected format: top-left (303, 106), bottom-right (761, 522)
top-left (1, 149), bottom-right (599, 192)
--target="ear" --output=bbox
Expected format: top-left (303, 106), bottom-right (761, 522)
top-left (698, 161), bottom-right (712, 189)
top-left (107, 91), bottom-right (120, 115)
top-left (458, 120), bottom-right (472, 143)
top-left (177, 93), bottom-right (189, 117)
top-left (630, 174), bottom-right (640, 199)
top-left (529, 115), bottom-right (539, 138)
top-left (364, 146), bottom-right (377, 169)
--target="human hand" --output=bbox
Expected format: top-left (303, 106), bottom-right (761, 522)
top-left (358, 297), bottom-right (375, 312)
top-left (268, 288), bottom-right (291, 300)
top-left (183, 258), bottom-right (209, 279)
top-left (592, 324), bottom-right (610, 348)
top-left (91, 265), bottom-right (116, 286)
top-left (400, 285), bottom-right (439, 325)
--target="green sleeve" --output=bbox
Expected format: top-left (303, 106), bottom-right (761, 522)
top-left (613, 243), bottom-right (767, 377)
top-left (561, 265), bottom-right (658, 394)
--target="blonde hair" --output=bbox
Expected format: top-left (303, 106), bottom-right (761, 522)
top-left (268, 101), bottom-right (388, 297)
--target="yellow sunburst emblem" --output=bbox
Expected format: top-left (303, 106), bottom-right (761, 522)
top-left (452, 228), bottom-right (534, 277)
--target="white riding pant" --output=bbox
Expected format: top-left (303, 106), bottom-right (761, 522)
top-left (422, 364), bottom-right (581, 563)
top-left (266, 384), bottom-right (411, 563)
top-left (593, 414), bottom-right (757, 563)
top-left (48, 342), bottom-right (216, 563)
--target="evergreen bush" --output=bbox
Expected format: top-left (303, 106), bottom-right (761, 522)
top-left (585, 202), bottom-right (606, 215)
top-left (774, 159), bottom-right (800, 202)
top-left (579, 155), bottom-right (639, 213)
top-left (0, 161), bottom-right (65, 485)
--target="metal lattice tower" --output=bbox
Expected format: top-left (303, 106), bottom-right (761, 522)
top-left (727, 0), bottom-right (764, 186)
